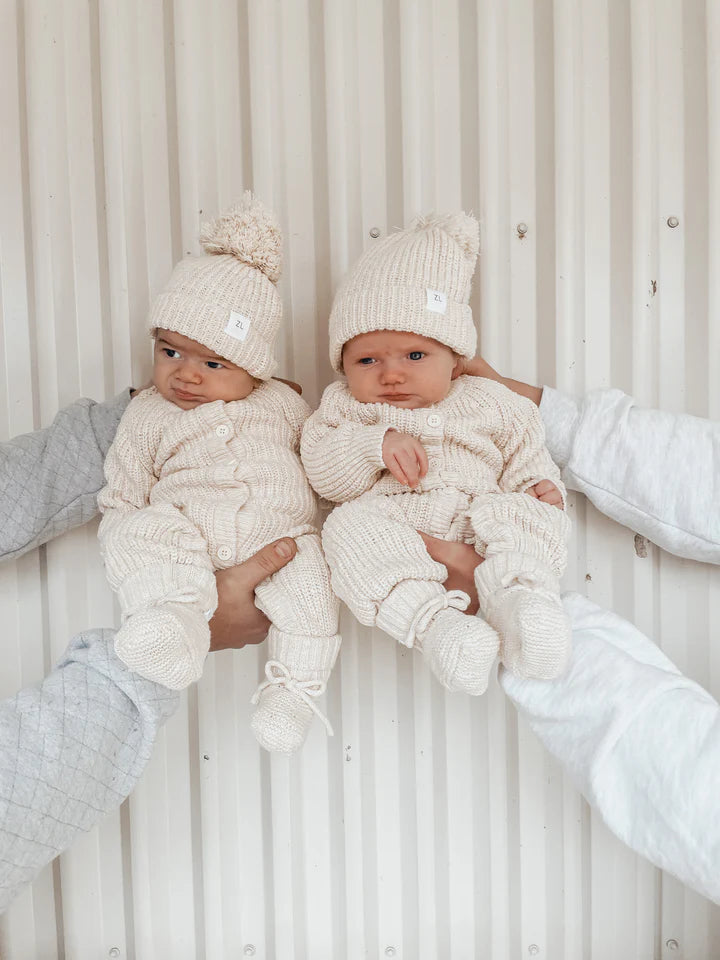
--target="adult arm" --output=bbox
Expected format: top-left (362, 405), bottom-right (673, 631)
top-left (460, 357), bottom-right (720, 564)
top-left (501, 593), bottom-right (720, 904)
top-left (539, 386), bottom-right (720, 564)
top-left (422, 533), bottom-right (720, 903)
top-left (0, 390), bottom-right (132, 562)
top-left (0, 536), bottom-right (297, 914)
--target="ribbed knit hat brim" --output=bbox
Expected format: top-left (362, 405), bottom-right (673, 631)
top-left (147, 193), bottom-right (283, 380)
top-left (328, 211), bottom-right (479, 371)
top-left (329, 284), bottom-right (475, 371)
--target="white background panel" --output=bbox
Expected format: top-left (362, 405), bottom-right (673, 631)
top-left (0, 1), bottom-right (718, 957)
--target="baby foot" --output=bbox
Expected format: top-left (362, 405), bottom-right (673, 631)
top-left (113, 602), bottom-right (209, 689)
top-left (489, 585), bottom-right (571, 679)
top-left (250, 660), bottom-right (333, 754)
top-left (250, 686), bottom-right (315, 754)
top-left (418, 605), bottom-right (500, 696)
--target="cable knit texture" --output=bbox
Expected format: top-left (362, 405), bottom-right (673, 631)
top-left (147, 192), bottom-right (283, 380)
top-left (328, 212), bottom-right (479, 371)
top-left (98, 381), bottom-right (339, 750)
top-left (303, 375), bottom-right (571, 684)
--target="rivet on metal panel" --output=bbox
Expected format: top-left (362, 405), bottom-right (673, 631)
top-left (667, 216), bottom-right (679, 228)
top-left (634, 534), bottom-right (649, 558)
top-left (370, 227), bottom-right (381, 239)
top-left (385, 948), bottom-right (397, 957)
top-left (666, 940), bottom-right (679, 951)
top-left (108, 950), bottom-right (121, 959)
top-left (516, 222), bottom-right (528, 237)
top-left (528, 946), bottom-right (540, 957)
top-left (243, 946), bottom-right (256, 956)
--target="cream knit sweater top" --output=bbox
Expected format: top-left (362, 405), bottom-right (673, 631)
top-left (98, 381), bottom-right (318, 569)
top-left (301, 376), bottom-right (565, 504)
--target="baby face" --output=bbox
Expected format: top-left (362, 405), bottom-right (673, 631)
top-left (153, 329), bottom-right (257, 409)
top-left (342, 330), bottom-right (460, 408)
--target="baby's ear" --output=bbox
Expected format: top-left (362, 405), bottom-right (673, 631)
top-left (450, 354), bottom-right (464, 380)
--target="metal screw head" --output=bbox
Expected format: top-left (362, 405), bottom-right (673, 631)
top-left (666, 940), bottom-right (679, 951)
top-left (385, 948), bottom-right (397, 957)
top-left (516, 222), bottom-right (528, 237)
top-left (528, 946), bottom-right (540, 957)
top-left (108, 950), bottom-right (121, 959)
top-left (243, 946), bottom-right (256, 957)
top-left (667, 216), bottom-right (679, 228)
top-left (369, 227), bottom-right (381, 239)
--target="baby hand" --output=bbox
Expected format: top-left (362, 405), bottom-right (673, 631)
top-left (382, 430), bottom-right (428, 488)
top-left (526, 479), bottom-right (564, 508)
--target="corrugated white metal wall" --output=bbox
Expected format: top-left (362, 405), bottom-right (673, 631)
top-left (0, 0), bottom-right (718, 956)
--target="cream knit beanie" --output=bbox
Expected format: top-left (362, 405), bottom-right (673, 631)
top-left (148, 191), bottom-right (283, 380)
top-left (329, 211), bottom-right (479, 371)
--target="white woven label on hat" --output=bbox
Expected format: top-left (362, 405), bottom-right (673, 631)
top-left (225, 311), bottom-right (251, 341)
top-left (426, 289), bottom-right (447, 314)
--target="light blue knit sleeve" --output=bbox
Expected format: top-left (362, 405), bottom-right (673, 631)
top-left (0, 390), bottom-right (132, 562)
top-left (0, 628), bottom-right (179, 914)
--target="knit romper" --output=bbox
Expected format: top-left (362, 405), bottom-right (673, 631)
top-left (98, 381), bottom-right (340, 705)
top-left (301, 375), bottom-right (570, 674)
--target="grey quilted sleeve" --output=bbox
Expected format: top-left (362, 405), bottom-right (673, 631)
top-left (0, 628), bottom-right (179, 913)
top-left (0, 390), bottom-right (132, 562)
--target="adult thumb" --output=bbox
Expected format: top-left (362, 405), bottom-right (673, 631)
top-left (240, 538), bottom-right (297, 589)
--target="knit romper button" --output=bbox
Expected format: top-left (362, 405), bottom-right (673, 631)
top-left (217, 546), bottom-right (233, 561)
top-left (426, 413), bottom-right (442, 428)
top-left (216, 424), bottom-right (230, 438)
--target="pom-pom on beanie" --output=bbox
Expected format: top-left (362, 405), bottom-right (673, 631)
top-left (147, 191), bottom-right (283, 380)
top-left (328, 210), bottom-right (479, 372)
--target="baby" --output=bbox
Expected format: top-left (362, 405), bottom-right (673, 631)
top-left (301, 212), bottom-right (571, 695)
top-left (98, 193), bottom-right (339, 753)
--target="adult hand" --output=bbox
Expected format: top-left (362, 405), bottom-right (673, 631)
top-left (418, 532), bottom-right (483, 615)
top-left (526, 479), bottom-right (564, 508)
top-left (382, 430), bottom-right (428, 488)
top-left (273, 377), bottom-right (303, 395)
top-left (453, 355), bottom-right (543, 406)
top-left (209, 537), bottom-right (297, 651)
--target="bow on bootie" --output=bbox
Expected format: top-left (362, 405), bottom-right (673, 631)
top-left (403, 589), bottom-right (471, 648)
top-left (251, 660), bottom-right (334, 736)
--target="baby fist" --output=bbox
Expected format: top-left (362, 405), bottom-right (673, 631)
top-left (382, 430), bottom-right (428, 488)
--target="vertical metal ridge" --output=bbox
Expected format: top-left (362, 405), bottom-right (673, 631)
top-left (0, 2), bottom-right (718, 955)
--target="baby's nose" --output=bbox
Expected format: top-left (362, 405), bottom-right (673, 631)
top-left (177, 363), bottom-right (202, 383)
top-left (380, 364), bottom-right (405, 383)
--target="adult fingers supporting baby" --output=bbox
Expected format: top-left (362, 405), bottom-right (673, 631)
top-left (209, 538), bottom-right (298, 651)
top-left (418, 532), bottom-right (483, 615)
top-left (531, 479), bottom-right (563, 508)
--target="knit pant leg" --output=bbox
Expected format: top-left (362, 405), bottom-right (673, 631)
top-left (321, 494), bottom-right (448, 629)
top-left (99, 504), bottom-right (217, 688)
top-left (251, 533), bottom-right (341, 752)
top-left (468, 493), bottom-right (572, 678)
top-left (468, 492), bottom-right (570, 597)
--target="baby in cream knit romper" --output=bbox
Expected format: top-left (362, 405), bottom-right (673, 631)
top-left (98, 194), bottom-right (340, 753)
top-left (302, 212), bottom-right (571, 693)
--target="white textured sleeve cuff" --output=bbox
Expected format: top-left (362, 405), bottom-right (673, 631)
top-left (352, 423), bottom-right (392, 469)
top-left (539, 387), bottom-right (580, 469)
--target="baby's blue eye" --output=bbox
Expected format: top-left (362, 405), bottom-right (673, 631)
top-left (206, 361), bottom-right (224, 370)
top-left (358, 357), bottom-right (375, 365)
top-left (408, 351), bottom-right (424, 360)
top-left (163, 348), bottom-right (181, 359)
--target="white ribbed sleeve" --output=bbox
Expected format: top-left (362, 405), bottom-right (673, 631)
top-left (494, 391), bottom-right (566, 499)
top-left (301, 397), bottom-right (390, 503)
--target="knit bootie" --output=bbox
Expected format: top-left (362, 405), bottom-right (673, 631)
top-left (114, 602), bottom-right (210, 689)
top-left (250, 629), bottom-right (341, 754)
top-left (486, 584), bottom-right (571, 679)
top-left (377, 580), bottom-right (499, 695)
